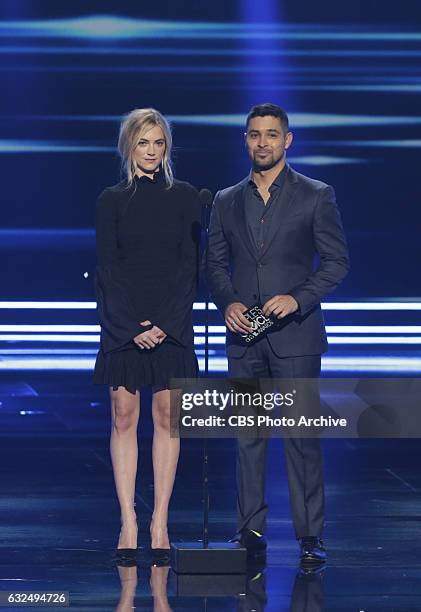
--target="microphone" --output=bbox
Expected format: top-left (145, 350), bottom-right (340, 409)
top-left (199, 188), bottom-right (213, 231)
top-left (199, 188), bottom-right (213, 210)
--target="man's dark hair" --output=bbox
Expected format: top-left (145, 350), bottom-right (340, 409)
top-left (246, 103), bottom-right (289, 133)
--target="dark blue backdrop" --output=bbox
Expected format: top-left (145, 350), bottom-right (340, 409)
top-left (1, 1), bottom-right (420, 302)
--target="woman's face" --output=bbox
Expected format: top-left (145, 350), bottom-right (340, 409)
top-left (133, 124), bottom-right (166, 175)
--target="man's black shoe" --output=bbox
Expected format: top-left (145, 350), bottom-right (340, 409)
top-left (230, 529), bottom-right (267, 557)
top-left (298, 563), bottom-right (326, 576)
top-left (299, 537), bottom-right (326, 565)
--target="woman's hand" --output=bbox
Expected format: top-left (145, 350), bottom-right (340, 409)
top-left (133, 320), bottom-right (167, 349)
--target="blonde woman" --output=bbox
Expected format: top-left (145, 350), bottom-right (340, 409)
top-left (93, 108), bottom-right (201, 563)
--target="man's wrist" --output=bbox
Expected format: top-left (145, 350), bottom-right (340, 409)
top-left (288, 294), bottom-right (301, 313)
top-left (224, 302), bottom-right (237, 316)
top-left (139, 323), bottom-right (154, 332)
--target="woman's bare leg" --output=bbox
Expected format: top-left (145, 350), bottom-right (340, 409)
top-left (116, 564), bottom-right (138, 612)
top-left (150, 565), bottom-right (171, 611)
top-left (110, 386), bottom-right (140, 549)
top-left (150, 389), bottom-right (180, 549)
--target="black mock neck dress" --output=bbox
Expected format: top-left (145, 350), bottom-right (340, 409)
top-left (93, 171), bottom-right (201, 393)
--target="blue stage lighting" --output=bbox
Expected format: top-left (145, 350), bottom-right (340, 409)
top-left (1, 301), bottom-right (421, 311)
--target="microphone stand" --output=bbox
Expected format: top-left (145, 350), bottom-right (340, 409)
top-left (202, 190), bottom-right (212, 550)
top-left (170, 189), bottom-right (247, 580)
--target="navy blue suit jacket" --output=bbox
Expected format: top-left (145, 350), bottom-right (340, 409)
top-left (206, 164), bottom-right (350, 358)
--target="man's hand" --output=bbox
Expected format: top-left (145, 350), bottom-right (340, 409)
top-left (262, 295), bottom-right (299, 319)
top-left (133, 320), bottom-right (167, 349)
top-left (224, 302), bottom-right (253, 334)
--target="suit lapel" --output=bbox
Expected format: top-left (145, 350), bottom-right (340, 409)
top-left (259, 165), bottom-right (300, 259)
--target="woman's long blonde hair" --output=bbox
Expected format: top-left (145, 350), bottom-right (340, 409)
top-left (118, 108), bottom-right (174, 188)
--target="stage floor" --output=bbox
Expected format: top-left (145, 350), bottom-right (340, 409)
top-left (1, 373), bottom-right (421, 610)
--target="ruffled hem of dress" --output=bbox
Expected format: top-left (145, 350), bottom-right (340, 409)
top-left (93, 342), bottom-right (198, 394)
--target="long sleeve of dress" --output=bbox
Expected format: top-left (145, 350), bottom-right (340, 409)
top-left (153, 186), bottom-right (201, 346)
top-left (95, 189), bottom-right (143, 353)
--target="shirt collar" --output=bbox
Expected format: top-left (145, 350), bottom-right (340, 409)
top-left (248, 163), bottom-right (288, 190)
top-left (134, 168), bottom-right (164, 185)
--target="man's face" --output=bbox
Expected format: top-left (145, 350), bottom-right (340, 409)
top-left (133, 124), bottom-right (166, 175)
top-left (245, 115), bottom-right (293, 171)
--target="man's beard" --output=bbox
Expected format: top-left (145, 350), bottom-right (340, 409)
top-left (252, 152), bottom-right (281, 172)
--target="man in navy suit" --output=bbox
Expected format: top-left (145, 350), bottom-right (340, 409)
top-left (206, 103), bottom-right (349, 564)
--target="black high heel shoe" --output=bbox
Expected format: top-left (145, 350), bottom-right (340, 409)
top-left (115, 553), bottom-right (138, 567)
top-left (115, 520), bottom-right (138, 562)
top-left (114, 547), bottom-right (138, 562)
top-left (150, 519), bottom-right (171, 564)
top-left (150, 547), bottom-right (171, 565)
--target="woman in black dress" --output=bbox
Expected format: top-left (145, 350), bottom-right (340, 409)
top-left (93, 108), bottom-right (201, 561)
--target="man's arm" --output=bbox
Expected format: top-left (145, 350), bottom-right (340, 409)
top-left (288, 185), bottom-right (350, 316)
top-left (205, 191), bottom-right (238, 314)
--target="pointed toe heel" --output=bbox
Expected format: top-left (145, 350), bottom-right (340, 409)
top-left (151, 547), bottom-right (171, 565)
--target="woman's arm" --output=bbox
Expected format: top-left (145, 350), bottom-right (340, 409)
top-left (95, 189), bottom-right (144, 353)
top-left (154, 185), bottom-right (201, 345)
